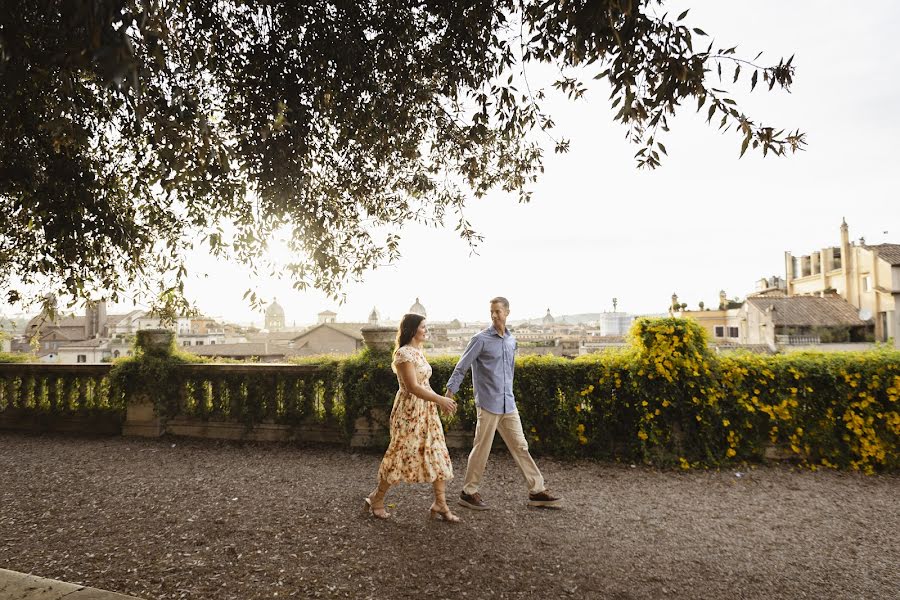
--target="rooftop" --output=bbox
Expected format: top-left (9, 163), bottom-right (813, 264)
top-left (188, 342), bottom-right (287, 358)
top-left (745, 296), bottom-right (869, 327)
top-left (866, 243), bottom-right (900, 265)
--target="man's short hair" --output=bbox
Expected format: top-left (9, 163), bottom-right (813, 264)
top-left (490, 296), bottom-right (510, 309)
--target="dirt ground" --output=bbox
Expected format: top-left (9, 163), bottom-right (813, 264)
top-left (0, 432), bottom-right (897, 600)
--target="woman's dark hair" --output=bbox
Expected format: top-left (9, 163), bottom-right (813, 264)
top-left (395, 313), bottom-right (426, 350)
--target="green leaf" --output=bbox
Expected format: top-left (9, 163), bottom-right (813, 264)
top-left (740, 134), bottom-right (751, 158)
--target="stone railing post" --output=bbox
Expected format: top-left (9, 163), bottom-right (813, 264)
top-left (350, 325), bottom-right (396, 447)
top-left (360, 324), bottom-right (396, 353)
top-left (122, 329), bottom-right (174, 437)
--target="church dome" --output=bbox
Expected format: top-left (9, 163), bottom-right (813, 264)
top-left (265, 299), bottom-right (286, 331)
top-left (542, 308), bottom-right (555, 325)
top-left (265, 299), bottom-right (284, 317)
top-left (409, 297), bottom-right (426, 317)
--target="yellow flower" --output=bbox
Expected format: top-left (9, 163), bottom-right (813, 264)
top-left (722, 419), bottom-right (731, 427)
top-left (726, 448), bottom-right (737, 458)
top-left (637, 430), bottom-right (648, 441)
top-left (576, 424), bottom-right (585, 434)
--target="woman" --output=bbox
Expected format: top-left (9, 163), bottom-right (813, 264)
top-left (364, 313), bottom-right (460, 522)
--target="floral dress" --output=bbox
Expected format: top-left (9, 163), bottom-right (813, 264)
top-left (377, 345), bottom-right (454, 484)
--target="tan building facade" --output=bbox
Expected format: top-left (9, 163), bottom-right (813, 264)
top-left (785, 220), bottom-right (900, 346)
top-left (288, 323), bottom-right (365, 355)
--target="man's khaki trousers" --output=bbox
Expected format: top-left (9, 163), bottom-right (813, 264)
top-left (462, 406), bottom-right (545, 495)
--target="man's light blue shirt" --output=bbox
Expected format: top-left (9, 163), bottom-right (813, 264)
top-left (446, 326), bottom-right (516, 415)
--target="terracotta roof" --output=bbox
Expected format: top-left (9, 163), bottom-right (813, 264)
top-left (26, 315), bottom-right (84, 332)
top-left (40, 327), bottom-right (88, 342)
top-left (745, 296), bottom-right (869, 327)
top-left (105, 313), bottom-right (131, 326)
top-left (246, 331), bottom-right (307, 343)
top-left (189, 343), bottom-right (286, 357)
top-left (291, 323), bottom-right (365, 342)
top-left (56, 338), bottom-right (108, 349)
top-left (866, 244), bottom-right (900, 265)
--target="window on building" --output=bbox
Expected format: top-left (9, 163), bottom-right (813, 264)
top-left (77, 355), bottom-right (87, 363)
top-left (714, 326), bottom-right (724, 338)
top-left (182, 340), bottom-right (191, 346)
top-left (728, 327), bottom-right (739, 338)
top-left (196, 340), bottom-right (204, 346)
top-left (113, 350), bottom-right (120, 358)
top-left (210, 340), bottom-right (215, 345)
top-left (862, 275), bottom-right (872, 292)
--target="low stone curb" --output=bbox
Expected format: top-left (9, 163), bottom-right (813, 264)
top-left (0, 568), bottom-right (143, 600)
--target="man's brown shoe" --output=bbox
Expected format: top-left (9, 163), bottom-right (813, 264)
top-left (458, 491), bottom-right (489, 511)
top-left (528, 490), bottom-right (563, 508)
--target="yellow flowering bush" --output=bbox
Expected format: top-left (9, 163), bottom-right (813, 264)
top-left (565, 319), bottom-right (899, 471)
top-left (435, 317), bottom-right (898, 470)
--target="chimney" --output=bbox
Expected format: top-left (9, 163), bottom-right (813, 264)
top-left (85, 300), bottom-right (108, 339)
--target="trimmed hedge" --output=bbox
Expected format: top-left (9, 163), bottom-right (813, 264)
top-left (335, 319), bottom-right (899, 472)
top-left (0, 352), bottom-right (34, 363)
top-left (7, 318), bottom-right (896, 472)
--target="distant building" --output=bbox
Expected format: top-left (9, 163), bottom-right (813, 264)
top-left (369, 307), bottom-right (380, 325)
top-left (190, 342), bottom-right (287, 362)
top-left (265, 299), bottom-right (285, 331)
top-left (409, 298), bottom-right (426, 317)
top-left (542, 309), bottom-right (555, 325)
top-left (317, 310), bottom-right (337, 325)
top-left (743, 295), bottom-right (872, 348)
top-left (598, 312), bottom-right (632, 336)
top-left (21, 302), bottom-right (226, 363)
top-left (676, 293), bottom-right (873, 351)
top-left (785, 219), bottom-right (900, 345)
top-left (288, 323), bottom-right (365, 355)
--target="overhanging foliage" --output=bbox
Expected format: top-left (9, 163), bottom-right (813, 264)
top-left (0, 1), bottom-right (805, 310)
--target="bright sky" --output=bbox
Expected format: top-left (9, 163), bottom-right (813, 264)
top-left (13, 1), bottom-right (899, 328)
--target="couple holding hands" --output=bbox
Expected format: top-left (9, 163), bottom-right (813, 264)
top-left (364, 296), bottom-right (563, 522)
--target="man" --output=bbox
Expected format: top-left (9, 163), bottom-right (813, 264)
top-left (446, 297), bottom-right (562, 509)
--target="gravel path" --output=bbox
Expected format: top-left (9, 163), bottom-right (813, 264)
top-left (0, 432), bottom-right (897, 600)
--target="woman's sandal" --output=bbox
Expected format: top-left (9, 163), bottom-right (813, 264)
top-left (429, 492), bottom-right (460, 523)
top-left (363, 493), bottom-right (390, 520)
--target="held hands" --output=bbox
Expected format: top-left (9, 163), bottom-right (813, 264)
top-left (435, 395), bottom-right (457, 415)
